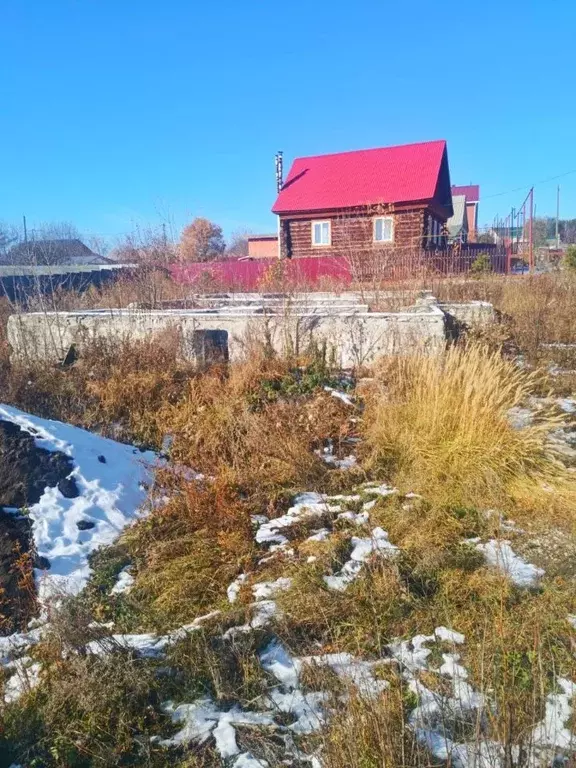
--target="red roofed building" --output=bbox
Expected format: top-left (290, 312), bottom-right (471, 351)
top-left (451, 185), bottom-right (480, 241)
top-left (272, 140), bottom-right (453, 259)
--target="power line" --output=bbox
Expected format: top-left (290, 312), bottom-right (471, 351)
top-left (483, 168), bottom-right (576, 200)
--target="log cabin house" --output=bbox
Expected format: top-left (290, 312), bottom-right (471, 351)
top-left (272, 140), bottom-right (454, 260)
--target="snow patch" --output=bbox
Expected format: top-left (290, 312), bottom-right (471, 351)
top-left (3, 657), bottom-right (42, 704)
top-left (0, 404), bottom-right (155, 601)
top-left (476, 539), bottom-right (544, 587)
top-left (227, 573), bottom-right (249, 603)
top-left (324, 386), bottom-right (355, 407)
top-left (324, 527), bottom-right (398, 591)
top-left (110, 566), bottom-right (134, 595)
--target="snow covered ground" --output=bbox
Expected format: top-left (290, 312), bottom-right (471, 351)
top-left (0, 404), bottom-right (156, 601)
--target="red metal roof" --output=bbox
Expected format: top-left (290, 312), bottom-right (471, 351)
top-left (451, 184), bottom-right (480, 203)
top-left (272, 140), bottom-right (447, 214)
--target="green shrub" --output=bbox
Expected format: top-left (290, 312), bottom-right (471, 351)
top-left (470, 253), bottom-right (492, 275)
top-left (563, 244), bottom-right (576, 271)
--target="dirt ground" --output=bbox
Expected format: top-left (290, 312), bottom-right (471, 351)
top-left (0, 420), bottom-right (77, 633)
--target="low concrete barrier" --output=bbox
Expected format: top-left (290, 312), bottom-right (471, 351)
top-left (6, 294), bottom-right (495, 369)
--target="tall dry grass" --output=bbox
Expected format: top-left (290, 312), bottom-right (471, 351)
top-left (362, 344), bottom-right (564, 507)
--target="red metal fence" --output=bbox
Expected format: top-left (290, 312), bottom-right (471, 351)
top-left (170, 246), bottom-right (508, 291)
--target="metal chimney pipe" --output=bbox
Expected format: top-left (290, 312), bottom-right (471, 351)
top-left (275, 152), bottom-right (284, 258)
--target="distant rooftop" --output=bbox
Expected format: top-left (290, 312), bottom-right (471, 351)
top-left (5, 238), bottom-right (113, 266)
top-left (451, 184), bottom-right (480, 203)
top-left (247, 233), bottom-right (278, 240)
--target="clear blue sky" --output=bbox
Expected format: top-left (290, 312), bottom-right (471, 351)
top-left (1, 0), bottom-right (575, 245)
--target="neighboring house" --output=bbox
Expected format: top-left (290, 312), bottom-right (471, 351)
top-left (271, 140), bottom-right (453, 259)
top-left (447, 195), bottom-right (469, 243)
top-left (6, 239), bottom-right (112, 266)
top-left (247, 234), bottom-right (279, 259)
top-left (451, 185), bottom-right (479, 241)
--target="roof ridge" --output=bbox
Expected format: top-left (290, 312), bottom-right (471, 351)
top-left (290, 139), bottom-right (446, 163)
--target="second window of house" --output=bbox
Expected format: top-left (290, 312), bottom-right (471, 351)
top-left (312, 220), bottom-right (331, 246)
top-left (374, 216), bottom-right (394, 243)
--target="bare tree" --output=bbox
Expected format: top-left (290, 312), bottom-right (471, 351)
top-left (226, 228), bottom-right (252, 258)
top-left (0, 222), bottom-right (19, 261)
top-left (31, 221), bottom-right (82, 241)
top-left (179, 217), bottom-right (225, 263)
top-left (7, 221), bottom-right (86, 265)
top-left (110, 225), bottom-right (176, 266)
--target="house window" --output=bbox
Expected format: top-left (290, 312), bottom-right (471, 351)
top-left (374, 216), bottom-right (394, 243)
top-left (312, 220), bottom-right (331, 246)
top-left (429, 217), bottom-right (439, 246)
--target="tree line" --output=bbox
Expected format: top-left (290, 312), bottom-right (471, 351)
top-left (532, 217), bottom-right (576, 247)
top-left (0, 218), bottom-right (251, 266)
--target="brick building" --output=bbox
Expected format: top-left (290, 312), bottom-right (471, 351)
top-left (246, 234), bottom-right (279, 259)
top-left (272, 140), bottom-right (454, 260)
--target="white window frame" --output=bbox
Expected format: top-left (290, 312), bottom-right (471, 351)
top-left (311, 220), bottom-right (331, 247)
top-left (373, 215), bottom-right (395, 243)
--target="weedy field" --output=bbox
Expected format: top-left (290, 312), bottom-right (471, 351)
top-left (0, 272), bottom-right (576, 768)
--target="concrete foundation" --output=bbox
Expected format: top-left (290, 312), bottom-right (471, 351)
top-left (7, 293), bottom-right (496, 369)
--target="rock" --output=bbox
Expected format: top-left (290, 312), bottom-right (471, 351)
top-left (34, 556), bottom-right (51, 571)
top-left (76, 519), bottom-right (95, 531)
top-left (97, 454), bottom-right (107, 464)
top-left (58, 476), bottom-right (80, 499)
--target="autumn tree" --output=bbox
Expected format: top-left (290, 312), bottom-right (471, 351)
top-left (179, 218), bottom-right (225, 262)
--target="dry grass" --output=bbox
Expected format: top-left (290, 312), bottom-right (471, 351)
top-left (431, 272), bottom-right (576, 391)
top-left (320, 685), bottom-right (439, 768)
top-left (160, 362), bottom-right (352, 497)
top-left (1, 272), bottom-right (576, 766)
top-left (123, 477), bottom-right (254, 628)
top-left (0, 327), bottom-right (197, 448)
top-left (362, 344), bottom-right (565, 508)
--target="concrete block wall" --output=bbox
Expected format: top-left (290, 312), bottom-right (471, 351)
top-left (7, 305), bottom-right (447, 369)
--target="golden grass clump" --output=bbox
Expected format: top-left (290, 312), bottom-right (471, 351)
top-left (159, 365), bottom-right (352, 496)
top-left (123, 476), bottom-right (254, 628)
top-left (362, 344), bottom-right (565, 507)
top-left (320, 684), bottom-right (436, 768)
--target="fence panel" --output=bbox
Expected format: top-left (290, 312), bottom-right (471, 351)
top-left (170, 247), bottom-right (507, 291)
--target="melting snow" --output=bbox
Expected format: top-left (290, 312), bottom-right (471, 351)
top-left (252, 578), bottom-right (292, 601)
top-left (3, 656), bottom-right (42, 704)
top-left (476, 539), bottom-right (544, 587)
top-left (255, 493), bottom-right (339, 549)
top-left (110, 566), bottom-right (134, 595)
top-left (507, 406), bottom-right (534, 430)
top-left (84, 611), bottom-right (221, 658)
top-left (306, 528), bottom-right (331, 542)
top-left (324, 527), bottom-right (398, 591)
top-left (558, 398), bottom-right (576, 414)
top-left (159, 698), bottom-right (273, 751)
top-left (0, 404), bottom-right (155, 601)
top-left (260, 639), bottom-right (389, 701)
top-left (531, 677), bottom-right (576, 751)
top-left (323, 386), bottom-right (355, 407)
top-left (227, 573), bottom-right (249, 603)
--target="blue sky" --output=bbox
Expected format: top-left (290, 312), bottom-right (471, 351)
top-left (1, 0), bottom-right (575, 244)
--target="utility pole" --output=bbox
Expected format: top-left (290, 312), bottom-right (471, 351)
top-left (556, 185), bottom-right (560, 249)
top-left (511, 207), bottom-right (515, 252)
top-left (23, 215), bottom-right (27, 243)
